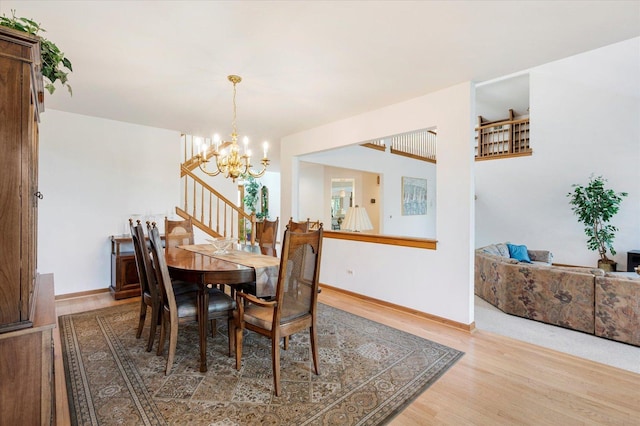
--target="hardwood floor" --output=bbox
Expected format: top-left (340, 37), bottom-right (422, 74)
top-left (54, 288), bottom-right (640, 425)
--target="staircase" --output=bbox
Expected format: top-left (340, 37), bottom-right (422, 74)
top-left (176, 134), bottom-right (257, 245)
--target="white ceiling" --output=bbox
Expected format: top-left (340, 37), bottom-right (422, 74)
top-left (2, 1), bottom-right (639, 170)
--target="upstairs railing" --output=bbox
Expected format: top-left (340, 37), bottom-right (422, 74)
top-left (390, 129), bottom-right (437, 163)
top-left (476, 109), bottom-right (531, 160)
top-left (361, 129), bottom-right (437, 163)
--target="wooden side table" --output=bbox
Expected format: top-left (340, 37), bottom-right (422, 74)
top-left (109, 234), bottom-right (165, 299)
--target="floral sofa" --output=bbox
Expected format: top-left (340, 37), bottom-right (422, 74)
top-left (475, 243), bottom-right (602, 334)
top-left (476, 243), bottom-right (640, 346)
top-left (595, 273), bottom-right (640, 346)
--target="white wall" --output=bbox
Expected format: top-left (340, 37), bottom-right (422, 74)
top-left (281, 82), bottom-right (475, 326)
top-left (298, 162), bottom-right (325, 223)
top-left (259, 171), bottom-right (281, 222)
top-left (38, 110), bottom-right (182, 295)
top-left (475, 38), bottom-right (640, 269)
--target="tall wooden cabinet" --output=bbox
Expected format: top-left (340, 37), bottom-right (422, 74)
top-left (0, 26), bottom-right (55, 424)
top-left (0, 25), bottom-right (44, 332)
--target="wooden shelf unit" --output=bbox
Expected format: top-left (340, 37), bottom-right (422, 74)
top-left (0, 26), bottom-right (54, 424)
top-left (0, 275), bottom-right (56, 425)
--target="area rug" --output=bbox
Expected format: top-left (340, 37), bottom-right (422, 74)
top-left (59, 302), bottom-right (463, 425)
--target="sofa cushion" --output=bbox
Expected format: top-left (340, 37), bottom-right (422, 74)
top-left (507, 243), bottom-right (532, 263)
top-left (480, 243), bottom-right (510, 258)
top-left (527, 249), bottom-right (554, 264)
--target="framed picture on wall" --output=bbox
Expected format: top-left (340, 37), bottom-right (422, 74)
top-left (402, 176), bottom-right (427, 216)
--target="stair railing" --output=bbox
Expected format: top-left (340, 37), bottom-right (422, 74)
top-left (179, 165), bottom-right (256, 245)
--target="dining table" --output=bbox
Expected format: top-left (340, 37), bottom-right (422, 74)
top-left (164, 243), bottom-right (280, 372)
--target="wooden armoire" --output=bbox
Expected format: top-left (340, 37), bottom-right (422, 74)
top-left (0, 26), bottom-right (56, 425)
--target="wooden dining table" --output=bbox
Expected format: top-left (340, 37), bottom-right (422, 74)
top-left (164, 244), bottom-right (279, 372)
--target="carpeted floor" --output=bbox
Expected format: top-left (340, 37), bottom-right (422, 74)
top-left (59, 302), bottom-right (463, 425)
top-left (475, 296), bottom-right (640, 373)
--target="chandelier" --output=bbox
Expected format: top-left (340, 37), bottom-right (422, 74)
top-left (196, 75), bottom-right (269, 182)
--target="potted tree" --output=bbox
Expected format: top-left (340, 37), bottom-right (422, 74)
top-left (567, 175), bottom-right (627, 271)
top-left (241, 175), bottom-right (261, 242)
top-left (242, 175), bottom-right (261, 217)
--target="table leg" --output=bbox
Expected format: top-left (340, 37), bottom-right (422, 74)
top-left (198, 284), bottom-right (209, 372)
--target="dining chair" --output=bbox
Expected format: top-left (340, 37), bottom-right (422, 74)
top-left (258, 217), bottom-right (279, 257)
top-left (130, 219), bottom-right (161, 352)
top-left (165, 217), bottom-right (194, 254)
top-left (308, 219), bottom-right (321, 231)
top-left (232, 224), bottom-right (324, 396)
top-left (147, 222), bottom-right (237, 375)
top-left (287, 217), bottom-right (310, 233)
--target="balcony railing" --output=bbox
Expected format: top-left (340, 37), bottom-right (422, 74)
top-left (361, 129), bottom-right (437, 163)
top-left (476, 109), bottom-right (531, 160)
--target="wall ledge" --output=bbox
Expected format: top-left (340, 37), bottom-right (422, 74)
top-left (323, 231), bottom-right (437, 250)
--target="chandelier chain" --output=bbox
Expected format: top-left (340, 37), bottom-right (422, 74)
top-left (232, 80), bottom-right (237, 140)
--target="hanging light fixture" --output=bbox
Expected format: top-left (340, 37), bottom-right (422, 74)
top-left (196, 75), bottom-right (269, 182)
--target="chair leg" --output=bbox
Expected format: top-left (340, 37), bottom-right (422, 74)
top-left (310, 325), bottom-right (320, 375)
top-left (283, 335), bottom-right (289, 350)
top-left (166, 317), bottom-right (178, 375)
top-left (146, 304), bottom-right (159, 352)
top-left (210, 319), bottom-right (216, 338)
top-left (234, 322), bottom-right (243, 370)
top-left (272, 334), bottom-right (281, 396)
top-left (227, 316), bottom-right (234, 357)
top-left (157, 314), bottom-right (167, 356)
top-left (136, 299), bottom-right (147, 339)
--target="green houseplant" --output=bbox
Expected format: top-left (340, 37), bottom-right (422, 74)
top-left (0, 10), bottom-right (73, 95)
top-left (241, 175), bottom-right (261, 241)
top-left (567, 175), bottom-right (627, 271)
top-left (242, 175), bottom-right (261, 216)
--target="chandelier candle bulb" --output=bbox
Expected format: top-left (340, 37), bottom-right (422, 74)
top-left (263, 142), bottom-right (268, 159)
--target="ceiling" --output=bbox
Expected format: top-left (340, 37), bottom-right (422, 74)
top-left (2, 1), bottom-right (639, 170)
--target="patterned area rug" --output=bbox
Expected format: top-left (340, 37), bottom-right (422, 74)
top-left (59, 302), bottom-right (463, 425)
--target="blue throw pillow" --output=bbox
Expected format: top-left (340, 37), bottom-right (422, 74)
top-left (507, 243), bottom-right (532, 263)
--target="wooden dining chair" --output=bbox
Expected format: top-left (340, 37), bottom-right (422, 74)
top-left (165, 217), bottom-right (194, 254)
top-left (287, 217), bottom-right (310, 233)
top-left (232, 224), bottom-right (324, 396)
top-left (308, 219), bottom-right (321, 231)
top-left (147, 222), bottom-right (237, 375)
top-left (258, 217), bottom-right (279, 257)
top-left (130, 219), bottom-right (161, 352)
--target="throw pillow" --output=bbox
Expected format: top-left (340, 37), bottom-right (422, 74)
top-left (495, 243), bottom-right (510, 257)
top-left (507, 243), bottom-right (532, 263)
